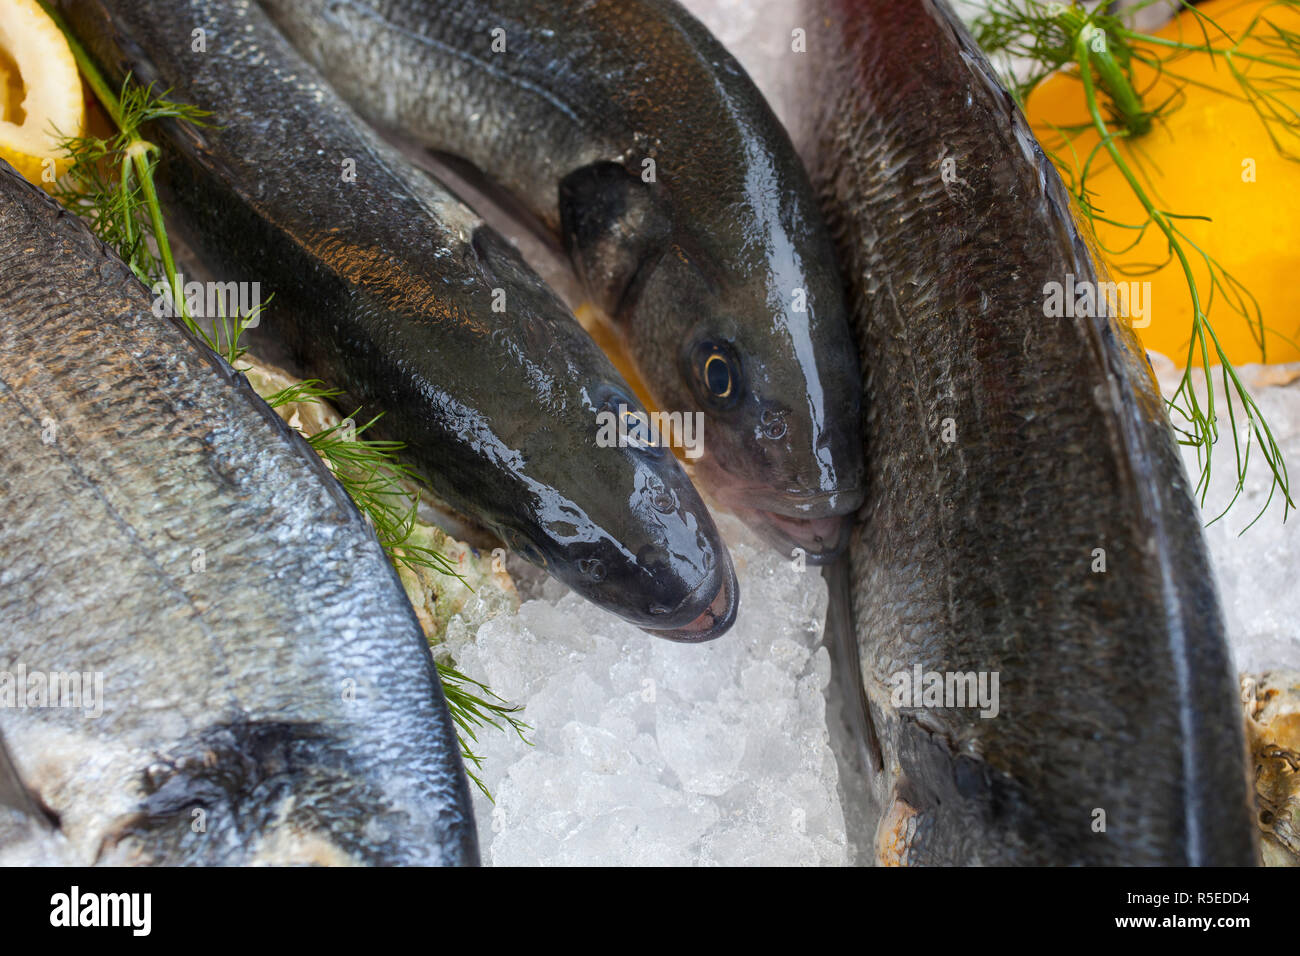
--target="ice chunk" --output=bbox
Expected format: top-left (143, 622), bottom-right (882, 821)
top-left (1152, 355), bottom-right (1300, 674)
top-left (456, 515), bottom-right (848, 866)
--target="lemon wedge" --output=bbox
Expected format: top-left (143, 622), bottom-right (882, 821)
top-left (0, 0), bottom-right (84, 190)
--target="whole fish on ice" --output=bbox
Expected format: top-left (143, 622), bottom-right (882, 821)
top-left (259, 0), bottom-right (867, 562)
top-left (0, 160), bottom-right (476, 865)
top-left (58, 0), bottom-right (737, 641)
top-left (803, 0), bottom-right (1257, 864)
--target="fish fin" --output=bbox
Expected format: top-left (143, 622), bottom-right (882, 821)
top-left (425, 149), bottom-right (565, 254)
top-left (0, 728), bottom-right (55, 829)
top-left (470, 226), bottom-right (536, 287)
top-left (558, 161), bottom-right (671, 319)
top-left (823, 560), bottom-right (883, 774)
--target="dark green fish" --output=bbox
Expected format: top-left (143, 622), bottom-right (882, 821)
top-left (806, 0), bottom-right (1256, 864)
top-left (259, 0), bottom-right (866, 562)
top-left (58, 0), bottom-right (737, 641)
top-left (0, 160), bottom-right (475, 865)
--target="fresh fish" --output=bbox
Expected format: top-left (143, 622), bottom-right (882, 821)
top-left (258, 0), bottom-right (867, 562)
top-left (0, 160), bottom-right (475, 865)
top-left (58, 0), bottom-right (737, 641)
top-left (807, 0), bottom-right (1256, 864)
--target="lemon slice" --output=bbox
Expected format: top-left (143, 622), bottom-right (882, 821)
top-left (1024, 0), bottom-right (1300, 365)
top-left (0, 0), bottom-right (84, 190)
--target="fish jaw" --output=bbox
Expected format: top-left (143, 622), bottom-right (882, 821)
top-left (641, 549), bottom-right (739, 643)
top-left (696, 454), bottom-right (864, 563)
top-left (746, 510), bottom-right (852, 565)
top-left (502, 446), bottom-right (739, 639)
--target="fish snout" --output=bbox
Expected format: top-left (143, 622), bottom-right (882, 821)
top-left (533, 451), bottom-right (737, 637)
top-left (555, 531), bottom-right (735, 639)
top-left (643, 548), bottom-right (739, 643)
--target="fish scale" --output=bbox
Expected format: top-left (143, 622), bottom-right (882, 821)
top-left (260, 0), bottom-right (867, 562)
top-left (0, 161), bottom-right (477, 865)
top-left (57, 0), bottom-right (738, 639)
top-left (807, 0), bottom-right (1256, 864)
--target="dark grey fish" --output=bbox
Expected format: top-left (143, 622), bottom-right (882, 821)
top-left (58, 0), bottom-right (737, 641)
top-left (806, 0), bottom-right (1256, 864)
top-left (0, 161), bottom-right (475, 865)
top-left (258, 0), bottom-right (866, 562)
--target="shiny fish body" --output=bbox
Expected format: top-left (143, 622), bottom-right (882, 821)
top-left (0, 162), bottom-right (476, 865)
top-left (806, 0), bottom-right (1256, 864)
top-left (259, 0), bottom-right (866, 562)
top-left (58, 0), bottom-right (737, 640)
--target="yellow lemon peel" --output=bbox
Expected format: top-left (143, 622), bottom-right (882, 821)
top-left (1025, 0), bottom-right (1300, 365)
top-left (0, 0), bottom-right (85, 191)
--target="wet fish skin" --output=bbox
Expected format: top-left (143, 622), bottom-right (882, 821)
top-left (0, 161), bottom-right (476, 865)
top-left (58, 0), bottom-right (737, 640)
top-left (258, 0), bottom-right (867, 562)
top-left (808, 0), bottom-right (1256, 864)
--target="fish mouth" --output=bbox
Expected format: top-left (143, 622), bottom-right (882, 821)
top-left (643, 557), bottom-right (739, 643)
top-left (707, 482), bottom-right (860, 563)
top-left (748, 510), bottom-right (851, 564)
top-left (714, 484), bottom-right (865, 519)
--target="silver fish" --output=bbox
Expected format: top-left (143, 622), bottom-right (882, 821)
top-left (0, 161), bottom-right (476, 865)
top-left (258, 0), bottom-right (867, 563)
top-left (807, 0), bottom-right (1257, 864)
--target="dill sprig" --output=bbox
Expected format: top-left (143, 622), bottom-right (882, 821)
top-left (38, 1), bottom-right (527, 788)
top-left (51, 83), bottom-right (208, 291)
top-left (974, 0), bottom-right (1297, 526)
top-left (437, 663), bottom-right (530, 799)
top-left (36, 0), bottom-right (199, 327)
top-left (306, 411), bottom-right (465, 582)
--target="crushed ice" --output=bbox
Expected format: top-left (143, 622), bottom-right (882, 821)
top-left (444, 0), bottom-right (1298, 864)
top-left (450, 515), bottom-right (847, 866)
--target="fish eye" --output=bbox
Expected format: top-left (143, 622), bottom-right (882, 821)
top-left (594, 386), bottom-right (665, 457)
top-left (691, 340), bottom-right (742, 409)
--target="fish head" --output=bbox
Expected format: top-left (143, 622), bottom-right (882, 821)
top-left (465, 228), bottom-right (737, 640)
top-left (560, 161), bottom-right (865, 564)
top-left (667, 287), bottom-right (864, 564)
top-left (491, 375), bottom-right (738, 643)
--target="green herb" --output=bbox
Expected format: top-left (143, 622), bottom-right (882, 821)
top-left (438, 663), bottom-right (530, 799)
top-left (304, 410), bottom-right (464, 582)
top-left (974, 0), bottom-right (1298, 526)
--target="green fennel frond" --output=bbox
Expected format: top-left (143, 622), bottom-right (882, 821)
top-left (973, 0), bottom-right (1297, 526)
